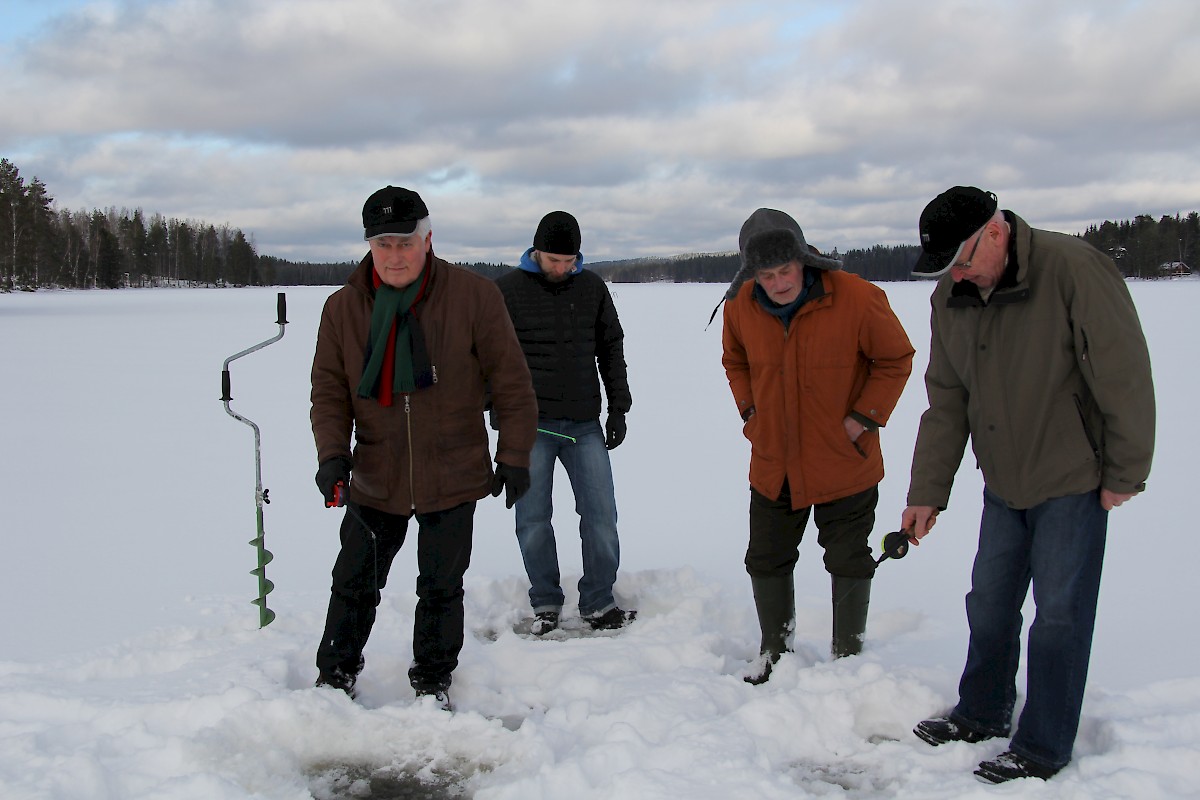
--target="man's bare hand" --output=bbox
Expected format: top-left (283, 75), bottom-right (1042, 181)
top-left (1100, 488), bottom-right (1137, 511)
top-left (901, 505), bottom-right (939, 545)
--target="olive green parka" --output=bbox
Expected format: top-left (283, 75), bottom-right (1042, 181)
top-left (907, 212), bottom-right (1155, 510)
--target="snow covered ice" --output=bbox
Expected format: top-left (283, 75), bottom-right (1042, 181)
top-left (1, 280), bottom-right (1197, 799)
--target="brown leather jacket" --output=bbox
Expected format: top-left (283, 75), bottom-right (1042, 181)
top-left (722, 270), bottom-right (914, 509)
top-left (310, 253), bottom-right (537, 515)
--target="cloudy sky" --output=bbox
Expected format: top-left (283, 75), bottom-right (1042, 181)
top-left (3, 0), bottom-right (1198, 265)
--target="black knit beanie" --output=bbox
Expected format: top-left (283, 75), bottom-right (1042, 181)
top-left (533, 211), bottom-right (581, 256)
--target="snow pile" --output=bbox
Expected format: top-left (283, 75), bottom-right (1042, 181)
top-left (0, 282), bottom-right (1196, 799)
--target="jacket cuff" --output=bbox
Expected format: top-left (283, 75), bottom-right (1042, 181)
top-left (494, 450), bottom-right (531, 470)
top-left (849, 410), bottom-right (878, 431)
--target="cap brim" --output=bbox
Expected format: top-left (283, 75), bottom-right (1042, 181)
top-left (912, 238), bottom-right (969, 278)
top-left (365, 221), bottom-right (419, 240)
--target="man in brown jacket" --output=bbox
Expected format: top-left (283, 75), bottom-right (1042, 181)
top-left (310, 186), bottom-right (537, 708)
top-left (721, 208), bottom-right (913, 683)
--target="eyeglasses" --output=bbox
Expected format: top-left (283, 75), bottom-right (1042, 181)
top-left (951, 225), bottom-right (987, 272)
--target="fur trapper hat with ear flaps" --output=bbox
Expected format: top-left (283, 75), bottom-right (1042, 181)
top-left (724, 208), bottom-right (842, 300)
top-left (704, 208), bottom-right (842, 328)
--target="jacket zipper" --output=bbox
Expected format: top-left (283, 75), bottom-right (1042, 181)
top-left (404, 393), bottom-right (416, 511)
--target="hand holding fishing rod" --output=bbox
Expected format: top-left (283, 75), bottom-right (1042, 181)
top-left (315, 456), bottom-right (352, 508)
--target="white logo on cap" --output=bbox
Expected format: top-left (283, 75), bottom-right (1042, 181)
top-left (382, 206), bottom-right (392, 216)
top-left (921, 233), bottom-right (931, 243)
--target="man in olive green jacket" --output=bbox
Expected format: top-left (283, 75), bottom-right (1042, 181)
top-left (902, 187), bottom-right (1154, 785)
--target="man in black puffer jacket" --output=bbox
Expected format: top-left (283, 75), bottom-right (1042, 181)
top-left (496, 211), bottom-right (635, 635)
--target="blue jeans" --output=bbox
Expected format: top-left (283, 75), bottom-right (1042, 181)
top-left (951, 487), bottom-right (1108, 771)
top-left (514, 419), bottom-right (620, 616)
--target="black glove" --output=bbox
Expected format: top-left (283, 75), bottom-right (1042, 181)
top-left (490, 463), bottom-right (531, 509)
top-left (604, 412), bottom-right (627, 450)
top-left (315, 456), bottom-right (352, 507)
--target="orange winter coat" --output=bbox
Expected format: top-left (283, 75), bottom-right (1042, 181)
top-left (722, 270), bottom-right (914, 509)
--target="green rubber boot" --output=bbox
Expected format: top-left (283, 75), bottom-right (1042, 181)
top-left (746, 574), bottom-right (795, 684)
top-left (831, 575), bottom-right (871, 658)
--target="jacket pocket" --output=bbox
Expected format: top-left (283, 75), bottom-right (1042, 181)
top-left (850, 431), bottom-right (869, 460)
top-left (1044, 395), bottom-right (1099, 472)
top-left (1072, 394), bottom-right (1101, 461)
top-left (742, 413), bottom-right (760, 444)
top-left (350, 440), bottom-right (391, 501)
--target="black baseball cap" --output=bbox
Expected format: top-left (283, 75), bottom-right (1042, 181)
top-left (913, 186), bottom-right (998, 277)
top-left (363, 186), bottom-right (429, 240)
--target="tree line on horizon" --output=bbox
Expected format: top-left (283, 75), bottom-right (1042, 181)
top-left (591, 211), bottom-right (1199, 284)
top-left (1, 158), bottom-right (267, 291)
top-left (2, 157), bottom-right (1196, 292)
top-left (260, 212), bottom-right (1200, 287)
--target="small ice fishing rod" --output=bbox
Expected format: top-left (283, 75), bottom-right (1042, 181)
top-left (326, 480), bottom-right (381, 597)
top-left (875, 529), bottom-right (912, 565)
top-left (221, 292), bottom-right (288, 628)
top-left (832, 529), bottom-right (914, 609)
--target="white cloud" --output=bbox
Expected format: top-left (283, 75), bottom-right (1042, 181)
top-left (3, 0), bottom-right (1198, 263)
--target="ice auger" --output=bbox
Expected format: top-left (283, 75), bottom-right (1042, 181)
top-left (221, 293), bottom-right (288, 627)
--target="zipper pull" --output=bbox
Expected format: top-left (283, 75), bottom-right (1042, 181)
top-left (431, 365), bottom-right (438, 383)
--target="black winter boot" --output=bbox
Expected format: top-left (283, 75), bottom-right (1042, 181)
top-left (745, 574), bottom-right (795, 685)
top-left (831, 575), bottom-right (871, 658)
top-left (315, 654), bottom-right (365, 699)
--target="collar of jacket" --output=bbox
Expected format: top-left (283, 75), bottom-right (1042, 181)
top-left (946, 211), bottom-right (1031, 308)
top-left (518, 246), bottom-right (585, 276)
top-left (751, 266), bottom-right (827, 320)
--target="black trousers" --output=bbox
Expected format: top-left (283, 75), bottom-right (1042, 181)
top-left (745, 483), bottom-right (878, 580)
top-left (316, 500), bottom-right (475, 692)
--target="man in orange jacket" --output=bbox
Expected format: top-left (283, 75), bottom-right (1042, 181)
top-left (721, 208), bottom-right (914, 682)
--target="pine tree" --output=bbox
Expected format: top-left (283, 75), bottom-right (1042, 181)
top-left (0, 158), bottom-right (26, 291)
top-left (227, 230), bottom-right (257, 285)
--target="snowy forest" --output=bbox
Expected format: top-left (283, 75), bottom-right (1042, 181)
top-left (2, 157), bottom-right (1196, 292)
top-left (0, 158), bottom-right (266, 291)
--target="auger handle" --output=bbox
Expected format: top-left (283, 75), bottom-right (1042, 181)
top-left (222, 293), bottom-right (289, 402)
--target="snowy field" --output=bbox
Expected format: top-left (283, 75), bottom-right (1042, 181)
top-left (0, 278), bottom-right (1196, 799)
